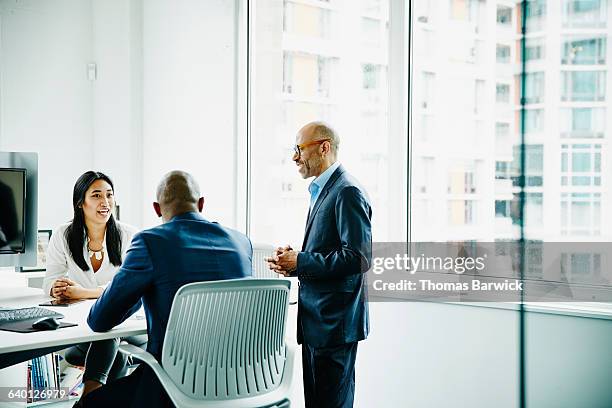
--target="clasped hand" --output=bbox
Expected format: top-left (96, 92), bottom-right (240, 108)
top-left (266, 245), bottom-right (298, 277)
top-left (51, 277), bottom-right (84, 299)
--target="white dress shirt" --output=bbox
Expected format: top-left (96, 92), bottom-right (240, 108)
top-left (42, 221), bottom-right (138, 296)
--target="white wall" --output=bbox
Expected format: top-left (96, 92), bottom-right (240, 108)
top-left (141, 0), bottom-right (239, 229)
top-left (356, 302), bottom-right (519, 407)
top-left (0, 0), bottom-right (95, 229)
top-left (91, 0), bottom-right (143, 226)
top-left (526, 311), bottom-right (612, 408)
top-left (356, 303), bottom-right (612, 408)
top-left (0, 0), bottom-right (241, 230)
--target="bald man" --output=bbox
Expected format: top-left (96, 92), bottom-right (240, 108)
top-left (83, 171), bottom-right (253, 408)
top-left (268, 122), bottom-right (372, 408)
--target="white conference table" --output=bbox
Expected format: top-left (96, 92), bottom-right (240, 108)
top-left (0, 287), bottom-right (147, 356)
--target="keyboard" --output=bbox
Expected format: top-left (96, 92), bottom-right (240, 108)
top-left (0, 307), bottom-right (63, 325)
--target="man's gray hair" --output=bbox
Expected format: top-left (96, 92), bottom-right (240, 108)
top-left (156, 170), bottom-right (201, 211)
top-left (311, 122), bottom-right (340, 155)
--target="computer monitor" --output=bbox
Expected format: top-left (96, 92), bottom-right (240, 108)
top-left (0, 168), bottom-right (26, 253)
top-left (0, 152), bottom-right (38, 268)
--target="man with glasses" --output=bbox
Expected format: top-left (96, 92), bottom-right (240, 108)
top-left (268, 121), bottom-right (372, 408)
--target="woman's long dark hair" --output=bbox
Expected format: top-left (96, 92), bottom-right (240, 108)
top-left (65, 171), bottom-right (123, 271)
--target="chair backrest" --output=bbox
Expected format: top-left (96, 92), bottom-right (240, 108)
top-left (252, 243), bottom-right (278, 279)
top-left (161, 279), bottom-right (290, 401)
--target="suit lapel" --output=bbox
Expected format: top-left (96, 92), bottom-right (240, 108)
top-left (302, 165), bottom-right (344, 249)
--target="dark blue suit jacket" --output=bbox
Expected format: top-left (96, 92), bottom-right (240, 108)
top-left (296, 165), bottom-right (372, 348)
top-left (87, 212), bottom-right (253, 360)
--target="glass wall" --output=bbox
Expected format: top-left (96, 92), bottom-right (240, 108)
top-left (248, 0), bottom-right (611, 406)
top-left (411, 0), bottom-right (611, 282)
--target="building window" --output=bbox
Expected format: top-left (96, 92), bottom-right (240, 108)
top-left (450, 0), bottom-right (486, 33)
top-left (561, 37), bottom-right (606, 65)
top-left (523, 109), bottom-right (544, 134)
top-left (561, 143), bottom-right (602, 187)
top-left (497, 5), bottom-right (512, 25)
top-left (525, 38), bottom-right (545, 62)
top-left (524, 72), bottom-right (545, 104)
top-left (562, 0), bottom-right (607, 29)
top-left (524, 0), bottom-right (546, 31)
top-left (501, 193), bottom-right (543, 226)
top-left (448, 165), bottom-right (477, 194)
top-left (495, 200), bottom-right (510, 217)
top-left (561, 252), bottom-right (601, 283)
top-left (362, 64), bottom-right (387, 103)
top-left (421, 72), bottom-right (435, 110)
top-left (282, 52), bottom-right (335, 98)
top-left (474, 80), bottom-right (485, 114)
top-left (513, 145), bottom-right (543, 187)
top-left (414, 157), bottom-right (434, 193)
top-left (449, 200), bottom-right (476, 225)
top-left (496, 44), bottom-right (511, 63)
top-left (282, 52), bottom-right (293, 94)
top-left (496, 83), bottom-right (511, 104)
top-left (415, 0), bottom-right (432, 23)
top-left (496, 122), bottom-right (510, 138)
top-left (283, 1), bottom-right (333, 38)
top-left (561, 193), bottom-right (601, 235)
top-left (363, 64), bottom-right (378, 90)
top-left (560, 108), bottom-right (605, 138)
top-left (524, 193), bottom-right (543, 226)
top-left (561, 71), bottom-right (606, 101)
top-left (495, 161), bottom-right (511, 179)
top-left (317, 56), bottom-right (332, 97)
top-left (362, 17), bottom-right (383, 47)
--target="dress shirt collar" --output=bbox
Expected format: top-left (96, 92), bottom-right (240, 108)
top-left (309, 161), bottom-right (340, 196)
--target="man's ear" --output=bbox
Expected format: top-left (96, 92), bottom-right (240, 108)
top-left (197, 197), bottom-right (205, 212)
top-left (153, 202), bottom-right (162, 218)
top-left (321, 140), bottom-right (331, 156)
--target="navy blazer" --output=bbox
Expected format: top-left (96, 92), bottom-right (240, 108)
top-left (296, 165), bottom-right (372, 348)
top-left (88, 212), bottom-right (252, 360)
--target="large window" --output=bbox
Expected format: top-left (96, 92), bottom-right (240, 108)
top-left (251, 0), bottom-right (403, 246)
top-left (252, 0), bottom-right (611, 269)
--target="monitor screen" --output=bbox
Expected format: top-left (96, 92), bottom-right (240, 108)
top-left (0, 168), bottom-right (26, 253)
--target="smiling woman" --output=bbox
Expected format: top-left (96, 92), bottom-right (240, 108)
top-left (41, 170), bottom-right (141, 402)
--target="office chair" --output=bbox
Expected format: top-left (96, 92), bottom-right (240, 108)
top-left (119, 279), bottom-right (294, 408)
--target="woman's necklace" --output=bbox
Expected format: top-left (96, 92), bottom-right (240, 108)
top-left (87, 237), bottom-right (104, 261)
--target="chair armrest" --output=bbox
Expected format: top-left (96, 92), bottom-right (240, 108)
top-left (118, 344), bottom-right (188, 408)
top-left (118, 344), bottom-right (156, 365)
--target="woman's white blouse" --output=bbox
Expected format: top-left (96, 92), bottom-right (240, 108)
top-left (42, 221), bottom-right (139, 296)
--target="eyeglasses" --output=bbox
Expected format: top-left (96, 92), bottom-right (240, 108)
top-left (293, 139), bottom-right (331, 157)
